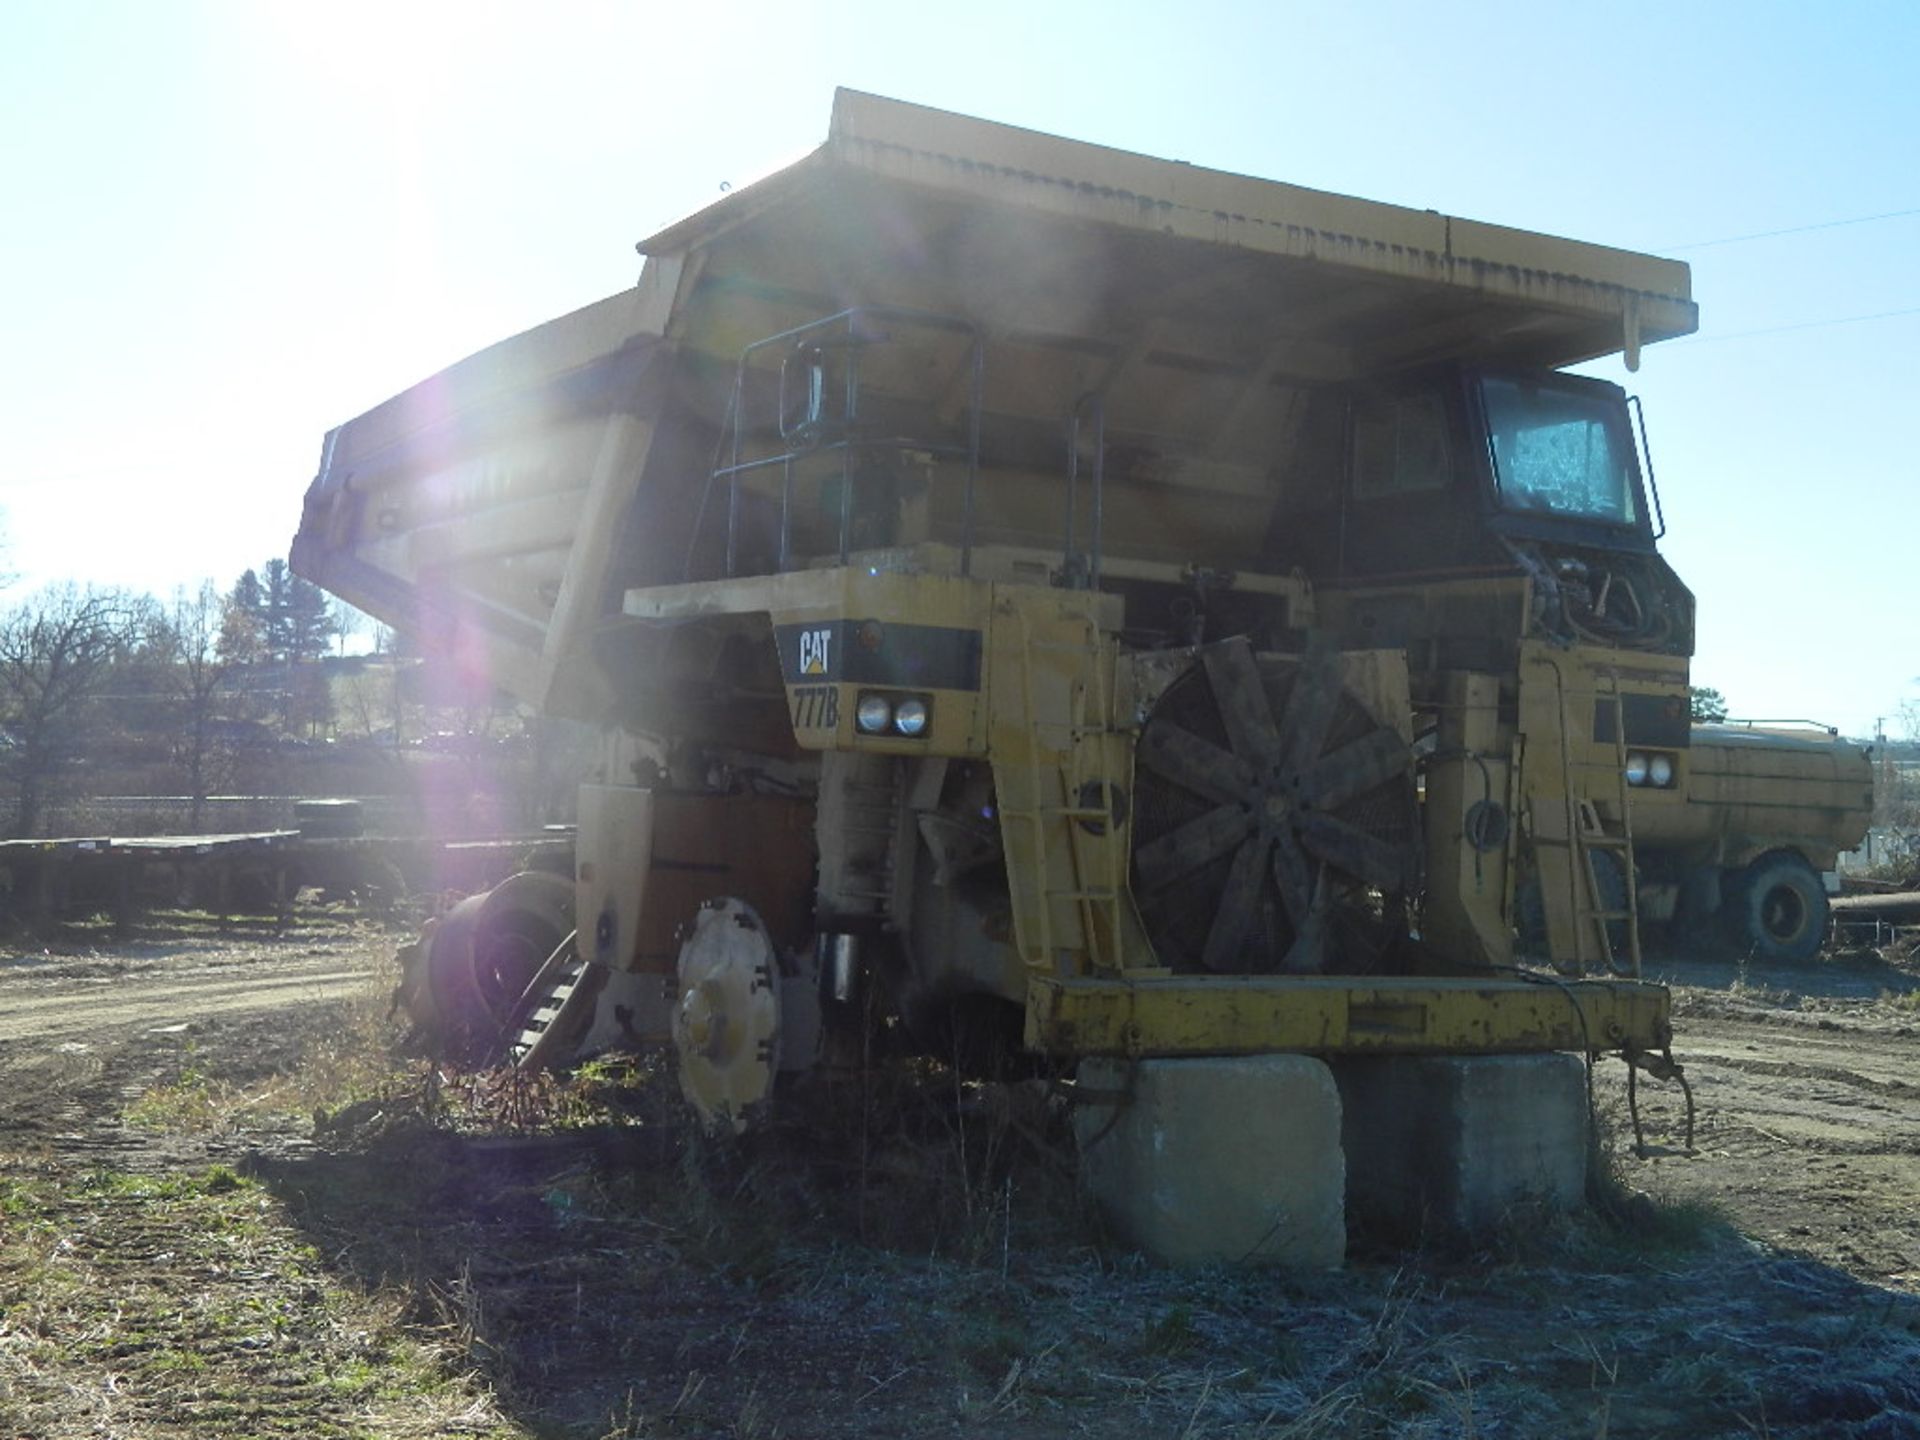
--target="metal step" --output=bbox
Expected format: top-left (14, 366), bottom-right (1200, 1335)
top-left (509, 953), bottom-right (591, 1068)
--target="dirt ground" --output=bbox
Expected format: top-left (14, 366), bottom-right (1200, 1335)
top-left (2, 910), bottom-right (1919, 1439)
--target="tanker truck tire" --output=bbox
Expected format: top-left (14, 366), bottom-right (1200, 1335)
top-left (1724, 852), bottom-right (1828, 963)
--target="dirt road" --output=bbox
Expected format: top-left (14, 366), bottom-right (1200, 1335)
top-left (1605, 950), bottom-right (1920, 1290)
top-left (3, 917), bottom-right (1919, 1438)
top-left (0, 922), bottom-right (387, 1155)
top-left (0, 956), bottom-right (372, 1043)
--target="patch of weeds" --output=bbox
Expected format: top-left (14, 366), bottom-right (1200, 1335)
top-left (323, 1355), bottom-right (385, 1397)
top-left (1561, 1103), bottom-right (1735, 1262)
top-left (1563, 1177), bottom-right (1734, 1263)
top-left (440, 1064), bottom-right (589, 1134)
top-left (1728, 976), bottom-right (1796, 1007)
top-left (127, 985), bottom-right (422, 1141)
top-left (269, 982), bottom-right (413, 1115)
top-left (5, 1156), bottom-right (517, 1438)
top-left (1655, 1347), bottom-right (1762, 1407)
top-left (951, 1302), bottom-right (1032, 1376)
top-left (1140, 1303), bottom-right (1200, 1357)
top-left (148, 1346), bottom-right (209, 1374)
top-left (75, 1164), bottom-right (259, 1205)
top-left (568, 1053), bottom-right (673, 1120)
top-left (0, 1174), bottom-right (56, 1218)
top-left (124, 1038), bottom-right (238, 1133)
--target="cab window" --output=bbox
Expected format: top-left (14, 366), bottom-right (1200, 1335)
top-left (1351, 391), bottom-right (1452, 499)
top-left (1482, 377), bottom-right (1639, 527)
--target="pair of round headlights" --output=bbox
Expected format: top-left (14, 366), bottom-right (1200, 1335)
top-left (1624, 751), bottom-right (1675, 788)
top-left (855, 692), bottom-right (930, 738)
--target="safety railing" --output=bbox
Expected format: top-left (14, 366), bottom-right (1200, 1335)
top-left (695, 307), bottom-right (983, 579)
top-left (691, 309), bottom-right (1113, 589)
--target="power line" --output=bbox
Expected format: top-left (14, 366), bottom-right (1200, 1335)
top-left (1662, 206), bottom-right (1920, 251)
top-left (1670, 304), bottom-right (1920, 345)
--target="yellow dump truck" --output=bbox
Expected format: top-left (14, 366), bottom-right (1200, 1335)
top-left (290, 91), bottom-right (1832, 1153)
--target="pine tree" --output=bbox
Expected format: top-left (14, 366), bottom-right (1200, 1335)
top-left (286, 573), bottom-right (335, 663)
top-left (229, 569), bottom-right (266, 635)
top-left (262, 558), bottom-right (296, 663)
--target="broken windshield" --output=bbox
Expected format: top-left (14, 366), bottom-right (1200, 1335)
top-left (1481, 377), bottom-right (1640, 528)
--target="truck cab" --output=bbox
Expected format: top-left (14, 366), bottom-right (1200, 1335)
top-left (1292, 366), bottom-right (1864, 964)
top-left (1274, 365), bottom-right (1690, 660)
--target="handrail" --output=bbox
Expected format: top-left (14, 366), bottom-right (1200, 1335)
top-left (1065, 393), bottom-right (1106, 590)
top-left (1628, 394), bottom-right (1666, 541)
top-left (1717, 717), bottom-right (1843, 737)
top-left (707, 306), bottom-right (985, 580)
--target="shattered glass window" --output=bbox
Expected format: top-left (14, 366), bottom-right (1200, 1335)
top-left (1482, 377), bottom-right (1639, 527)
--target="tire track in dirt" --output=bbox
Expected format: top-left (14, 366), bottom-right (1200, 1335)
top-left (1609, 997), bottom-right (1920, 1284)
top-left (0, 962), bottom-right (379, 1044)
top-left (1686, 1052), bottom-right (1920, 1099)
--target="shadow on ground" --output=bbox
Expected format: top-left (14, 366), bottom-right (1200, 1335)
top-left (246, 1068), bottom-right (1920, 1440)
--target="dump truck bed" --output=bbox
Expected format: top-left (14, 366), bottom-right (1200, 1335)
top-left (294, 89), bottom-right (1696, 720)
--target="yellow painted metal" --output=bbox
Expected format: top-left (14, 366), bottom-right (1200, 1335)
top-left (645, 90), bottom-right (1695, 375)
top-left (1419, 671), bottom-right (1514, 970)
top-left (294, 296), bottom-right (679, 723)
top-left (672, 898), bottom-right (781, 1134)
top-left (575, 784), bottom-right (655, 969)
top-left (986, 585), bottom-right (1138, 978)
top-left (1633, 727), bottom-right (1874, 872)
top-left (293, 90), bottom-right (1715, 1071)
top-left (297, 90), bottom-right (1697, 732)
top-left (1515, 641), bottom-right (1687, 973)
top-left (1024, 973), bottom-right (1671, 1059)
top-left (623, 566), bottom-right (994, 755)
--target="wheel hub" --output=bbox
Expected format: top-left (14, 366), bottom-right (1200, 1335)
top-left (672, 898), bottom-right (781, 1133)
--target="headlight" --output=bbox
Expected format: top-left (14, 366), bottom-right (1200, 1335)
top-left (1624, 752), bottom-right (1650, 786)
top-left (855, 694), bottom-right (893, 734)
top-left (893, 698), bottom-right (930, 736)
top-left (1648, 753), bottom-right (1674, 788)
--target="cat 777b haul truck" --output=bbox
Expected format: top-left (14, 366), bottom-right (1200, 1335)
top-left (290, 91), bottom-right (1852, 1250)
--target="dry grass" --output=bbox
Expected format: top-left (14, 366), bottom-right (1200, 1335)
top-left (126, 972), bottom-right (407, 1135)
top-left (0, 1162), bottom-right (520, 1439)
top-left (9, 916), bottom-right (1920, 1438)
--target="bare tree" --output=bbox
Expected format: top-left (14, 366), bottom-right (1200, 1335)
top-left (0, 586), bottom-right (133, 837)
top-left (149, 582), bottom-right (246, 831)
top-left (329, 598), bottom-right (365, 658)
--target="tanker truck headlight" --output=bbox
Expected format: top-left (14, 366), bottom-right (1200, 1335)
top-left (893, 698), bottom-right (930, 737)
top-left (1624, 752), bottom-right (1650, 786)
top-left (1649, 753), bottom-right (1675, 788)
top-left (855, 694), bottom-right (893, 734)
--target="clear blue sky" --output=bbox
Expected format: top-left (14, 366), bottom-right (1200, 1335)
top-left (3, 0), bottom-right (1914, 736)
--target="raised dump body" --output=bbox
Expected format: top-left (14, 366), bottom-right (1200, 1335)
top-left (295, 91), bottom-right (1716, 1143)
top-left (296, 88), bottom-right (1694, 723)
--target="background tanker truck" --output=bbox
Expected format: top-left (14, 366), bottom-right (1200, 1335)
top-left (1644, 721), bottom-right (1869, 960)
top-left (290, 91), bottom-right (1858, 1249)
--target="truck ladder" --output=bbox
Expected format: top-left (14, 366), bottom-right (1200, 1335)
top-left (1582, 676), bottom-right (1643, 977)
top-left (1548, 670), bottom-right (1642, 977)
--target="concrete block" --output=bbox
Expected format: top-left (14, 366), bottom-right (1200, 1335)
top-left (1333, 1053), bottom-right (1588, 1242)
top-left (1075, 1055), bottom-right (1344, 1269)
